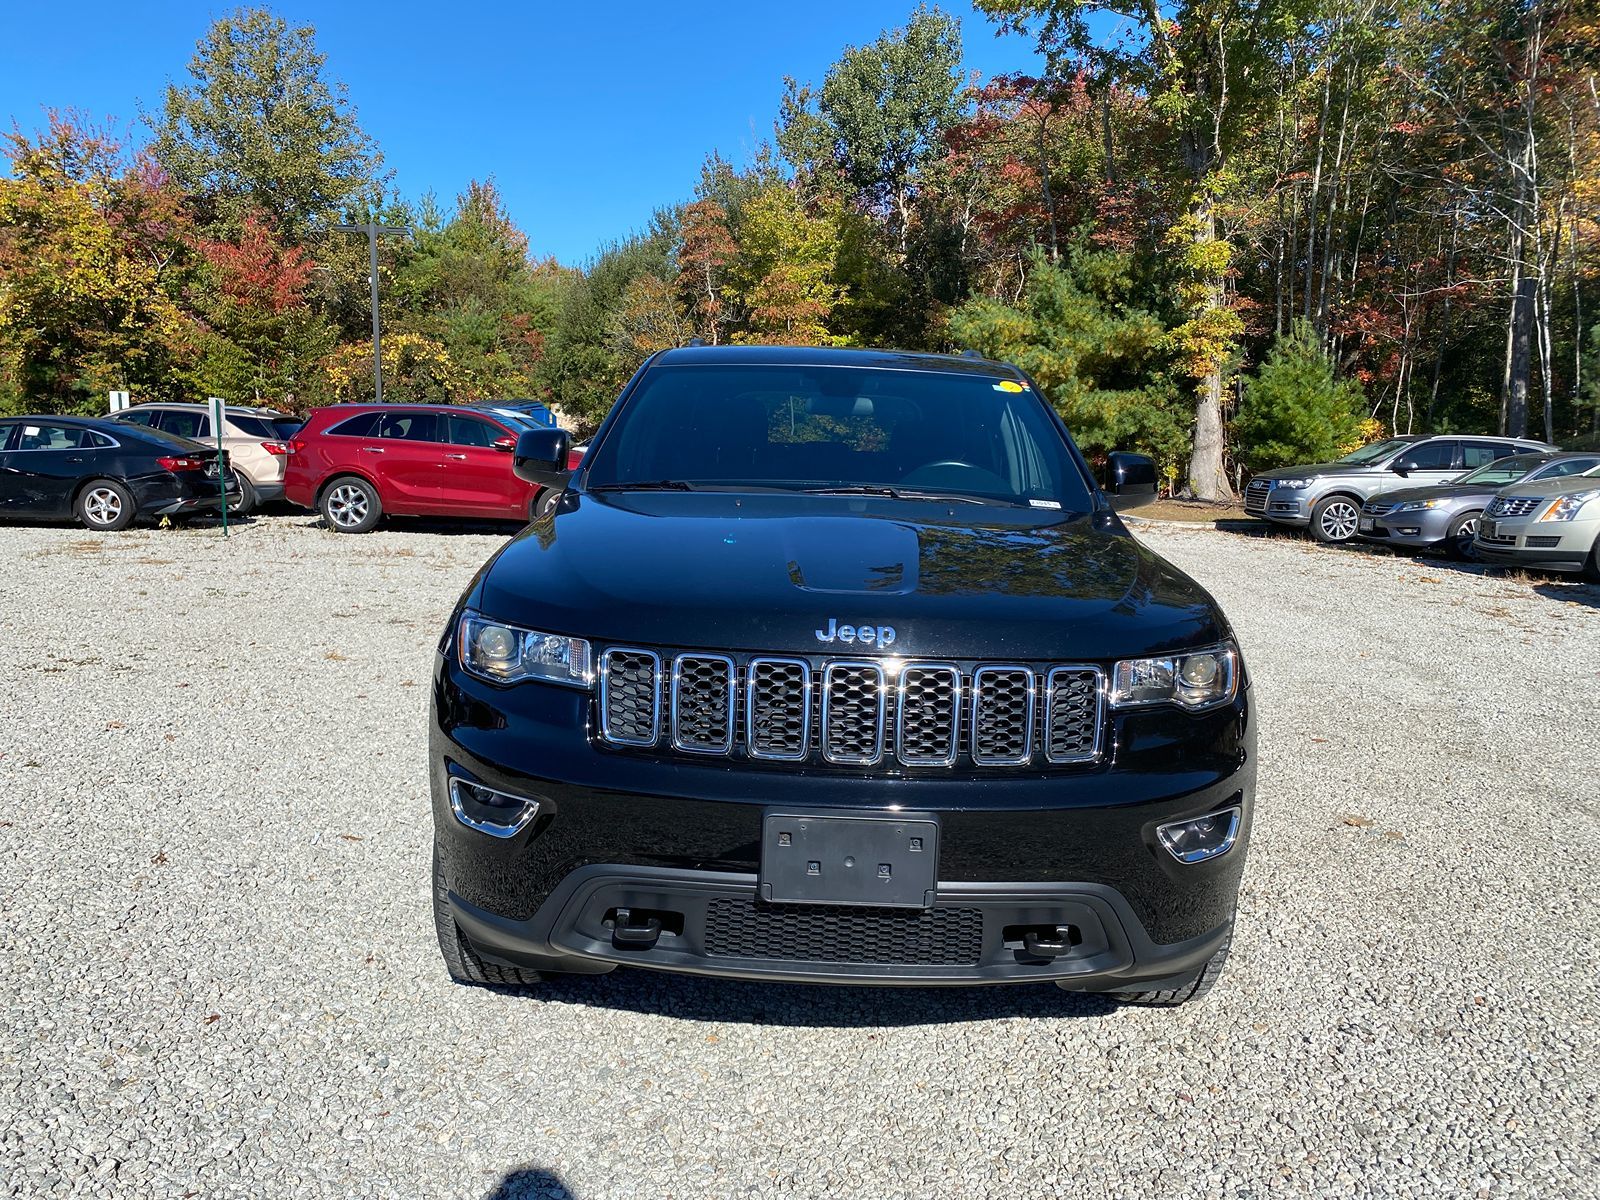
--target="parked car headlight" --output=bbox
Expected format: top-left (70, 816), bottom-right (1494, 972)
top-left (1393, 498), bottom-right (1442, 512)
top-left (1272, 478), bottom-right (1312, 490)
top-left (458, 612), bottom-right (592, 687)
top-left (1110, 642), bottom-right (1239, 711)
top-left (1536, 489), bottom-right (1600, 522)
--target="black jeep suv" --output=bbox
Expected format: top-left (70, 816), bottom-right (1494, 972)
top-left (430, 346), bottom-right (1254, 1006)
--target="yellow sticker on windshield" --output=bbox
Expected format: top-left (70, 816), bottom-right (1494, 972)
top-left (993, 380), bottom-right (1026, 393)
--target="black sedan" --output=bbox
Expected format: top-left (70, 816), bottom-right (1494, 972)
top-left (0, 414), bottom-right (241, 531)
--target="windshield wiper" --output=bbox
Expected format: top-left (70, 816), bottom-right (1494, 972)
top-left (803, 485), bottom-right (1010, 506)
top-left (588, 480), bottom-right (696, 492)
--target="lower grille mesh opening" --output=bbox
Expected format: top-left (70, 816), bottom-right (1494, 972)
top-left (703, 899), bottom-right (984, 966)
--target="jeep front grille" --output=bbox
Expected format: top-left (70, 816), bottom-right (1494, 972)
top-left (595, 648), bottom-right (1107, 770)
top-left (704, 898), bottom-right (984, 965)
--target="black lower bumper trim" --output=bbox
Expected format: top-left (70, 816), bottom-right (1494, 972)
top-left (449, 864), bottom-right (1230, 988)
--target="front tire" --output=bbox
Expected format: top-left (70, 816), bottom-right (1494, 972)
top-left (1309, 495), bottom-right (1361, 544)
top-left (233, 474), bottom-right (258, 517)
top-left (75, 479), bottom-right (136, 531)
top-left (319, 476), bottom-right (382, 534)
top-left (432, 848), bottom-right (547, 988)
top-left (1445, 510), bottom-right (1482, 560)
top-left (1088, 925), bottom-right (1234, 1008)
top-left (1584, 535), bottom-right (1600, 584)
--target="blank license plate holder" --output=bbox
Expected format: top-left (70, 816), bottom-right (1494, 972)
top-left (759, 812), bottom-right (939, 909)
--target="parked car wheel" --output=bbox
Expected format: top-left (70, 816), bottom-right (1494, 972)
top-left (74, 479), bottom-right (136, 532)
top-left (532, 488), bottom-right (561, 520)
top-left (320, 476), bottom-right (382, 534)
top-left (1584, 536), bottom-right (1600, 584)
top-left (1072, 925), bottom-right (1232, 1007)
top-left (233, 474), bottom-right (257, 517)
top-left (433, 848), bottom-right (547, 988)
top-left (1445, 509), bottom-right (1482, 560)
top-left (1309, 495), bottom-right (1361, 544)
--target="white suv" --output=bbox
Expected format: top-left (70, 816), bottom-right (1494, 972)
top-left (112, 403), bottom-right (301, 514)
top-left (1244, 435), bottom-right (1554, 544)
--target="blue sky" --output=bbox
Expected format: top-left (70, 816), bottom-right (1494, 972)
top-left (0, 2), bottom-right (1045, 265)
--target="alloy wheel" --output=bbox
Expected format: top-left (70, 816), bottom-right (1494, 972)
top-left (327, 484), bottom-right (369, 529)
top-left (84, 487), bottom-right (123, 527)
top-left (1319, 500), bottom-right (1359, 541)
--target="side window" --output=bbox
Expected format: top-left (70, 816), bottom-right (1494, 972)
top-left (327, 412), bottom-right (380, 438)
top-left (84, 431), bottom-right (116, 449)
top-left (15, 423), bottom-right (90, 450)
top-left (118, 409), bottom-right (158, 427)
top-left (378, 412), bottom-right (441, 442)
top-left (447, 415), bottom-right (497, 448)
top-left (0, 424), bottom-right (17, 451)
top-left (1398, 440), bottom-right (1456, 471)
top-left (1462, 441), bottom-right (1512, 469)
top-left (158, 409), bottom-right (210, 439)
top-left (1540, 457), bottom-right (1600, 479)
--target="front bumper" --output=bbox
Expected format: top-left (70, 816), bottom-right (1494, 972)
top-left (1359, 508), bottom-right (1452, 548)
top-left (431, 652), bottom-right (1255, 989)
top-left (1244, 487), bottom-right (1311, 527)
top-left (1475, 515), bottom-right (1598, 572)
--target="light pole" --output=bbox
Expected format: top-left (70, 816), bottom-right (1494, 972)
top-left (334, 220), bottom-right (413, 402)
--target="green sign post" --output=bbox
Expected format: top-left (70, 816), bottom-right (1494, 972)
top-left (208, 396), bottom-right (229, 537)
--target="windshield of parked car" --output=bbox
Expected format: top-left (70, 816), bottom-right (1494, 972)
top-left (1527, 456), bottom-right (1600, 482)
top-left (1455, 456), bottom-right (1542, 487)
top-left (584, 364), bottom-right (1095, 508)
top-left (1337, 438), bottom-right (1413, 465)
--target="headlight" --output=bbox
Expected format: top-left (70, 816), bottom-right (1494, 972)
top-left (458, 612), bottom-right (591, 687)
top-left (1536, 489), bottom-right (1600, 522)
top-left (1272, 478), bottom-right (1312, 490)
top-left (1111, 642), bottom-right (1239, 711)
top-left (1393, 498), bottom-right (1442, 512)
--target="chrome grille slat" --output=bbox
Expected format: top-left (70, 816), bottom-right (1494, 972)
top-left (896, 664), bottom-right (960, 767)
top-left (971, 666), bottom-right (1035, 766)
top-left (1045, 666), bottom-right (1103, 764)
top-left (671, 653), bottom-right (735, 753)
top-left (821, 661), bottom-right (887, 765)
top-left (598, 649), bottom-right (661, 746)
top-left (747, 657), bottom-right (812, 761)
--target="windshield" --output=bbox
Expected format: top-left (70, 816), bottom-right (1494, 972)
top-left (1337, 438), bottom-right (1412, 465)
top-left (1455, 456), bottom-right (1542, 487)
top-left (584, 363), bottom-right (1095, 508)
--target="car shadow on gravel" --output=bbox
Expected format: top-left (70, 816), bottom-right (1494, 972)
top-left (484, 1167), bottom-right (575, 1199)
top-left (497, 968), bottom-right (1118, 1026)
top-left (1534, 581), bottom-right (1600, 607)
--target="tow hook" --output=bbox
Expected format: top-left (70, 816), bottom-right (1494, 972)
top-left (1022, 925), bottom-right (1075, 959)
top-left (610, 908), bottom-right (663, 950)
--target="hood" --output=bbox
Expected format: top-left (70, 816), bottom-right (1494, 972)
top-left (473, 492), bottom-right (1227, 660)
top-left (1367, 483), bottom-right (1489, 506)
top-left (1493, 474), bottom-right (1600, 501)
top-left (1266, 461), bottom-right (1378, 481)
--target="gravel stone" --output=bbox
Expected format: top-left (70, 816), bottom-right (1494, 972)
top-left (1, 514), bottom-right (1596, 1199)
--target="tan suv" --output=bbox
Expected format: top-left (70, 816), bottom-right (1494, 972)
top-left (111, 403), bottom-right (301, 514)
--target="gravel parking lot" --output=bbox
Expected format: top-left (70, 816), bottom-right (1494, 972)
top-left (2, 513), bottom-right (1597, 1199)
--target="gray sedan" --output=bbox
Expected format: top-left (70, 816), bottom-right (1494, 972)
top-left (1359, 452), bottom-right (1600, 557)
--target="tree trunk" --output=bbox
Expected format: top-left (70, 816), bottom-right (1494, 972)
top-left (1506, 275), bottom-right (1536, 438)
top-left (1187, 199), bottom-right (1234, 502)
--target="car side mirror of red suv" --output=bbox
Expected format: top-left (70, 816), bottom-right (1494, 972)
top-left (492, 435), bottom-right (516, 452)
top-left (512, 428), bottom-right (572, 488)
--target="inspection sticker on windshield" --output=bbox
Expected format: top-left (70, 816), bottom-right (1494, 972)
top-left (1028, 498), bottom-right (1062, 509)
top-left (993, 380), bottom-right (1027, 393)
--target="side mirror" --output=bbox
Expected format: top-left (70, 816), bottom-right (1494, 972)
top-left (512, 428), bottom-right (572, 488)
top-left (1391, 459), bottom-right (1413, 476)
top-left (1104, 451), bottom-right (1158, 510)
top-left (492, 435), bottom-right (516, 452)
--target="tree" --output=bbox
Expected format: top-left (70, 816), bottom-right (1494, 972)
top-left (0, 114), bottom-right (197, 412)
top-left (811, 5), bottom-right (966, 253)
top-left (677, 197), bottom-right (736, 344)
top-left (151, 7), bottom-right (383, 239)
top-left (728, 184), bottom-right (848, 345)
top-left (948, 248), bottom-right (1188, 474)
top-left (1234, 320), bottom-right (1366, 472)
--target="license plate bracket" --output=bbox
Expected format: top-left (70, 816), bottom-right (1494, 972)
top-left (759, 812), bottom-right (939, 909)
top-left (1358, 517), bottom-right (1373, 533)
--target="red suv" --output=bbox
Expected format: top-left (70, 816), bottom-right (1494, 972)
top-left (284, 405), bottom-right (544, 533)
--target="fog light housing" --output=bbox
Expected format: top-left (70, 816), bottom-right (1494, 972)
top-left (449, 777), bottom-right (541, 838)
top-left (1156, 806), bottom-right (1241, 863)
